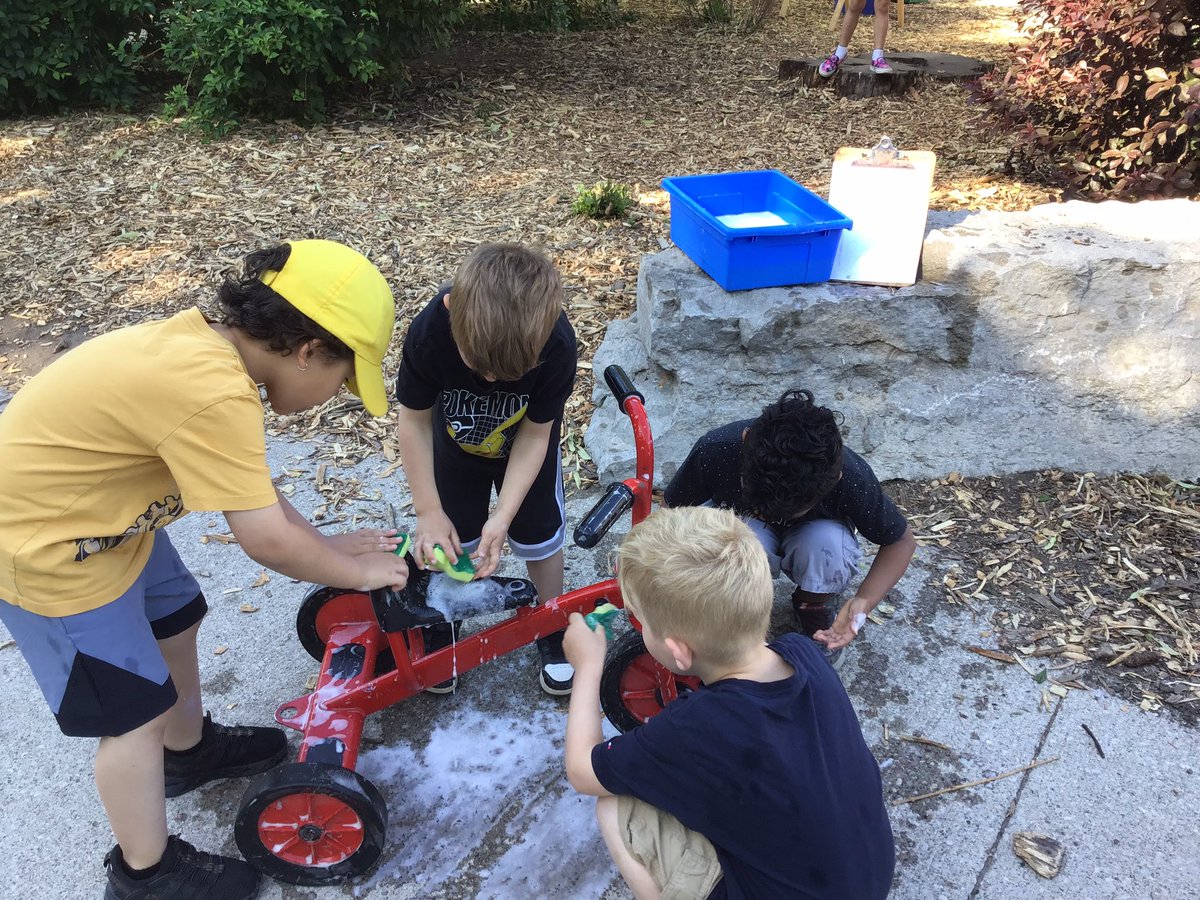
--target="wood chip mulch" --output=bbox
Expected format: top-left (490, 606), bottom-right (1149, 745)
top-left (894, 471), bottom-right (1200, 723)
top-left (0, 0), bottom-right (1053, 486)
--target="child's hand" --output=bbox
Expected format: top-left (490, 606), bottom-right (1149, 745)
top-left (814, 596), bottom-right (870, 651)
top-left (473, 514), bottom-right (510, 579)
top-left (328, 528), bottom-right (400, 556)
top-left (356, 552), bottom-right (409, 592)
top-left (413, 510), bottom-right (462, 570)
top-left (564, 612), bottom-right (607, 672)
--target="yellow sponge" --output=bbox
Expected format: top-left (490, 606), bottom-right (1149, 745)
top-left (431, 545), bottom-right (475, 582)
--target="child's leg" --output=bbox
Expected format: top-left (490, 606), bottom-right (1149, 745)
top-left (527, 549), bottom-right (564, 603)
top-left (95, 713), bottom-right (170, 869)
top-left (838, 0), bottom-right (869, 48)
top-left (737, 513), bottom-right (784, 578)
top-left (143, 532), bottom-right (286, 795)
top-left (504, 441), bottom-right (571, 694)
top-left (597, 794), bottom-right (724, 900)
top-left (157, 620), bottom-right (204, 751)
top-left (596, 795), bottom-right (662, 900)
top-left (873, 0), bottom-right (890, 51)
top-left (779, 519), bottom-right (863, 635)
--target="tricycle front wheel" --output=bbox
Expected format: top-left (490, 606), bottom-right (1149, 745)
top-left (234, 761), bottom-right (388, 886)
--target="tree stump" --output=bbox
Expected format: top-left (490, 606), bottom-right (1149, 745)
top-left (779, 52), bottom-right (995, 99)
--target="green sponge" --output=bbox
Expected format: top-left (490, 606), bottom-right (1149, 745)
top-left (391, 534), bottom-right (474, 581)
top-left (393, 533), bottom-right (413, 558)
top-left (431, 545), bottom-right (476, 582)
top-left (585, 602), bottom-right (620, 639)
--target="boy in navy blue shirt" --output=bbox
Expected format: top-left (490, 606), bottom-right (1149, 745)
top-left (563, 506), bottom-right (895, 899)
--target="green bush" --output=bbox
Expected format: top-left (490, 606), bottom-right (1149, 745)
top-left (977, 0), bottom-right (1199, 199)
top-left (572, 180), bottom-right (635, 219)
top-left (161, 0), bottom-right (464, 133)
top-left (0, 0), bottom-right (162, 115)
top-left (161, 0), bottom-right (377, 132)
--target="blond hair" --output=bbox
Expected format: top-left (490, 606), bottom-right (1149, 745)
top-left (448, 243), bottom-right (563, 382)
top-left (617, 507), bottom-right (773, 668)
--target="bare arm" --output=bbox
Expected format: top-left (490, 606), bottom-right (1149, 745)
top-left (225, 502), bottom-right (407, 591)
top-left (494, 417), bottom-right (555, 523)
top-left (563, 613), bottom-right (613, 797)
top-left (473, 418), bottom-right (555, 577)
top-left (856, 525), bottom-right (917, 607)
top-left (395, 404), bottom-right (460, 565)
top-left (816, 525), bottom-right (917, 650)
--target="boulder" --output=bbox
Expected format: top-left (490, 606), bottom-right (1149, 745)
top-left (586, 201), bottom-right (1200, 485)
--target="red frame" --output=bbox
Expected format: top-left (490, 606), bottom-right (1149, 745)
top-left (274, 395), bottom-right (665, 770)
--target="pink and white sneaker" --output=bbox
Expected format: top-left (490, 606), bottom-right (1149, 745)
top-left (871, 55), bottom-right (894, 75)
top-left (818, 53), bottom-right (842, 78)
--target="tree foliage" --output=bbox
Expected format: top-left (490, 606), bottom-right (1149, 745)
top-left (0, 0), bottom-right (163, 115)
top-left (977, 0), bottom-right (1200, 199)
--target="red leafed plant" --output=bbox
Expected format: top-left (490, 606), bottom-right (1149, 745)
top-left (975, 0), bottom-right (1199, 200)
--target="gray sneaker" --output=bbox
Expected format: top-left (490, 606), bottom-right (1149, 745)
top-left (822, 643), bottom-right (848, 672)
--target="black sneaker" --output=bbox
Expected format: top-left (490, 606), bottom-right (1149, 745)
top-left (790, 590), bottom-right (847, 672)
top-left (104, 835), bottom-right (260, 900)
top-left (790, 588), bottom-right (838, 637)
top-left (537, 631), bottom-right (574, 696)
top-left (423, 621), bottom-right (459, 694)
top-left (164, 713), bottom-right (288, 798)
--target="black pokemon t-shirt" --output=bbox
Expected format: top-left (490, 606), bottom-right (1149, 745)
top-left (395, 288), bottom-right (577, 462)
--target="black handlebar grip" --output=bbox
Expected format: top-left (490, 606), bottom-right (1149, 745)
top-left (604, 365), bottom-right (645, 411)
top-left (573, 483), bottom-right (636, 549)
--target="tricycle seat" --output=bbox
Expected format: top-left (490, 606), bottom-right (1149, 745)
top-left (371, 572), bottom-right (538, 632)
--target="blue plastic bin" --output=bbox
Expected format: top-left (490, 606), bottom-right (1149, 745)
top-left (662, 170), bottom-right (852, 291)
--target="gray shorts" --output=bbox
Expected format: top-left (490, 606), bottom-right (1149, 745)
top-left (0, 530), bottom-right (206, 737)
top-left (742, 517), bottom-right (863, 593)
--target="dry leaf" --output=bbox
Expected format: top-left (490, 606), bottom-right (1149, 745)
top-left (1012, 832), bottom-right (1065, 879)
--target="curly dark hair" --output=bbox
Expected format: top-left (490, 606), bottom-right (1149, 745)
top-left (217, 244), bottom-right (352, 360)
top-left (740, 389), bottom-right (844, 524)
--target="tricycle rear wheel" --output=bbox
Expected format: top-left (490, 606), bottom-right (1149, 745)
top-left (296, 585), bottom-right (398, 673)
top-left (599, 630), bottom-right (701, 733)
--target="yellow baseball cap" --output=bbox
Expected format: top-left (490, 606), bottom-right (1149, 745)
top-left (260, 239), bottom-right (396, 416)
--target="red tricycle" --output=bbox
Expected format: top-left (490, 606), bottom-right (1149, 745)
top-left (233, 365), bottom-right (699, 886)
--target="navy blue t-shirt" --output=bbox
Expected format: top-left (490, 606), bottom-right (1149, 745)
top-left (592, 633), bottom-right (894, 899)
top-left (663, 419), bottom-right (908, 547)
top-left (394, 288), bottom-right (577, 463)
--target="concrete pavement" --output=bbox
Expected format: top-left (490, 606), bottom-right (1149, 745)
top-left (0, 435), bottom-right (1195, 899)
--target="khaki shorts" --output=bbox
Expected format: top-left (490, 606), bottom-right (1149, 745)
top-left (618, 795), bottom-right (724, 900)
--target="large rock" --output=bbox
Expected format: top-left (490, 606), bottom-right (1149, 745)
top-left (586, 201), bottom-right (1200, 485)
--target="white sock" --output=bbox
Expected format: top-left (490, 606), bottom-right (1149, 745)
top-left (835, 45), bottom-right (848, 59)
top-left (872, 48), bottom-right (884, 60)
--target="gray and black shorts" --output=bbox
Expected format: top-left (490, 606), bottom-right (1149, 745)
top-left (434, 439), bottom-right (566, 561)
top-left (0, 530), bottom-right (206, 737)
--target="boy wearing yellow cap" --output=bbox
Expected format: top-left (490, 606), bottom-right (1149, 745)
top-left (0, 240), bottom-right (406, 900)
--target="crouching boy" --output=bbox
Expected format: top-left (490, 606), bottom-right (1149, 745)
top-left (563, 506), bottom-right (895, 899)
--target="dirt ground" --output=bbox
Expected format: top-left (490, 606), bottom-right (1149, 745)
top-left (1, 0), bottom-right (1196, 719)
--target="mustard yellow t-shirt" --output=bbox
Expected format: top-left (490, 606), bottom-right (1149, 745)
top-left (0, 308), bottom-right (279, 616)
